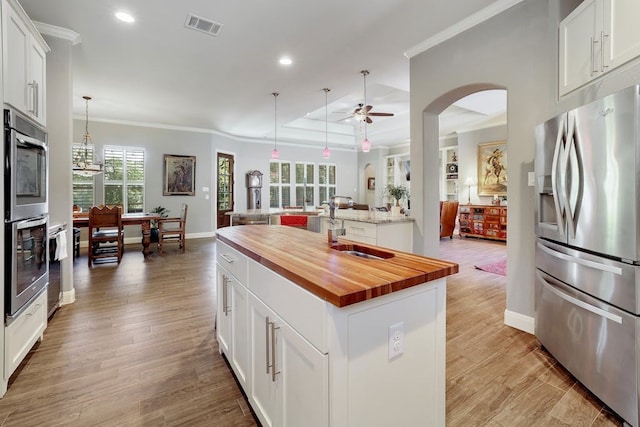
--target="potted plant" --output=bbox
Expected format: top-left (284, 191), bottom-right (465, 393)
top-left (150, 206), bottom-right (169, 243)
top-left (384, 184), bottom-right (409, 216)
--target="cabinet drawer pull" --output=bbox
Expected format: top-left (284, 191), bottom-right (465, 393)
top-left (220, 253), bottom-right (235, 263)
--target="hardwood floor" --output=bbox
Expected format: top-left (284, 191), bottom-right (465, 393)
top-left (0, 236), bottom-right (626, 426)
top-left (441, 237), bottom-right (623, 427)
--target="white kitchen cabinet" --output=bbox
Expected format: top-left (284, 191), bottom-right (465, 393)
top-left (320, 217), bottom-right (413, 252)
top-left (248, 293), bottom-right (328, 427)
top-left (559, 0), bottom-right (640, 96)
top-left (213, 245), bottom-right (446, 427)
top-left (4, 289), bottom-right (47, 378)
top-left (2, 0), bottom-right (49, 126)
top-left (216, 242), bottom-right (249, 389)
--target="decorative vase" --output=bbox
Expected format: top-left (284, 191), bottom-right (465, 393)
top-left (391, 205), bottom-right (403, 217)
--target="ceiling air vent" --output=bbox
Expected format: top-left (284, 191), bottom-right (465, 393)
top-left (185, 13), bottom-right (223, 37)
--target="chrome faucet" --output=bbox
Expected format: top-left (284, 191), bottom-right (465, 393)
top-left (328, 196), bottom-right (347, 244)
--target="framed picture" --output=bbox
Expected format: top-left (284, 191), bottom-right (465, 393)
top-left (368, 177), bottom-right (376, 190)
top-left (477, 141), bottom-right (507, 196)
top-left (163, 154), bottom-right (196, 196)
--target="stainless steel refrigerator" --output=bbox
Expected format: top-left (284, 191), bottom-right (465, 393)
top-left (535, 85), bottom-right (640, 427)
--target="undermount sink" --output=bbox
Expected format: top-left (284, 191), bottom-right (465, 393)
top-left (330, 244), bottom-right (394, 260)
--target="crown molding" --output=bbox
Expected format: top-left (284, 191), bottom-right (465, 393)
top-left (34, 21), bottom-right (82, 46)
top-left (404, 0), bottom-right (524, 58)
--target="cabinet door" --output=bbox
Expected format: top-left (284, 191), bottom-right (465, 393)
top-left (3, 1), bottom-right (30, 113)
top-left (249, 295), bottom-right (278, 427)
top-left (279, 321), bottom-right (328, 427)
top-left (603, 0), bottom-right (640, 71)
top-left (559, 0), bottom-right (600, 95)
top-left (29, 39), bottom-right (46, 126)
top-left (230, 277), bottom-right (249, 388)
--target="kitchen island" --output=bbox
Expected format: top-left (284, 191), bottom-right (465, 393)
top-left (216, 225), bottom-right (457, 426)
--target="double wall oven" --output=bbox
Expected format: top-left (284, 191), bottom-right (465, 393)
top-left (4, 108), bottom-right (48, 322)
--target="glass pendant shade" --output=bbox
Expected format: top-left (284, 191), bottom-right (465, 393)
top-left (272, 148), bottom-right (279, 160)
top-left (322, 146), bottom-right (331, 159)
top-left (361, 138), bottom-right (371, 153)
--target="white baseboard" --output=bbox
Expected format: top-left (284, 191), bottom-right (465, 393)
top-left (60, 288), bottom-right (76, 306)
top-left (504, 309), bottom-right (535, 335)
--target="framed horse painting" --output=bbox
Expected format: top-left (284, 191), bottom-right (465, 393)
top-left (477, 141), bottom-right (507, 196)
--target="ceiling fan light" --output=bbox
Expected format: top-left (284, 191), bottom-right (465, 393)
top-left (271, 148), bottom-right (279, 160)
top-left (322, 146), bottom-right (331, 159)
top-left (361, 138), bottom-right (371, 153)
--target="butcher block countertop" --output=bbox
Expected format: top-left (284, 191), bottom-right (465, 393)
top-left (216, 225), bottom-right (458, 307)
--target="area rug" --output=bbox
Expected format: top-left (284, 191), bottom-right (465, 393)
top-left (474, 257), bottom-right (507, 276)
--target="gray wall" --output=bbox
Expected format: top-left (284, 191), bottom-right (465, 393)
top-left (73, 120), bottom-right (359, 235)
top-left (409, 0), bottom-right (640, 327)
top-left (46, 36), bottom-right (75, 297)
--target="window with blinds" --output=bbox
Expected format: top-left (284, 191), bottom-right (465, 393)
top-left (269, 161), bottom-right (291, 208)
top-left (104, 146), bottom-right (145, 213)
top-left (295, 162), bottom-right (314, 207)
top-left (318, 163), bottom-right (336, 205)
top-left (72, 143), bottom-right (95, 211)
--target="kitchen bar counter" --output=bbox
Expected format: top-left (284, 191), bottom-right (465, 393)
top-left (216, 225), bottom-right (457, 307)
top-left (216, 224), bottom-right (454, 426)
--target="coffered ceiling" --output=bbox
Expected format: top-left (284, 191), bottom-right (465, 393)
top-left (20, 0), bottom-right (513, 149)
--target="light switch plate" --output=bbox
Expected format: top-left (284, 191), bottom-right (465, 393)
top-left (528, 172), bottom-right (535, 187)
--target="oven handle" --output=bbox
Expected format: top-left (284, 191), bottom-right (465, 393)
top-left (17, 216), bottom-right (47, 230)
top-left (537, 271), bottom-right (623, 324)
top-left (15, 132), bottom-right (47, 152)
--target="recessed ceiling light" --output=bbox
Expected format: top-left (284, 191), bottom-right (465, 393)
top-left (115, 11), bottom-right (135, 23)
top-left (279, 57), bottom-right (293, 66)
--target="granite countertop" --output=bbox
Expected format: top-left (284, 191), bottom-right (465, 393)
top-left (226, 209), bottom-right (323, 216)
top-left (216, 225), bottom-right (458, 307)
top-left (317, 211), bottom-right (415, 224)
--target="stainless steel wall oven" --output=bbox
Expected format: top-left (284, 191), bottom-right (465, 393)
top-left (4, 216), bottom-right (48, 321)
top-left (4, 108), bottom-right (48, 222)
top-left (4, 107), bottom-right (49, 322)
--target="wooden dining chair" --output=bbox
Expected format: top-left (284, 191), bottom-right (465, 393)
top-left (88, 205), bottom-right (124, 266)
top-left (157, 203), bottom-right (188, 254)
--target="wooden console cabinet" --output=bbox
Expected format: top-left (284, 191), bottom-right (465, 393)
top-left (459, 205), bottom-right (507, 241)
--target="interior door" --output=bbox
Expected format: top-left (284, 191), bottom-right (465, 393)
top-left (217, 152), bottom-right (234, 228)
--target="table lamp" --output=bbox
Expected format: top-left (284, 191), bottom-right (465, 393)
top-left (464, 177), bottom-right (474, 205)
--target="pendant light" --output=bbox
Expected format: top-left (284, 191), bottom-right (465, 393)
top-left (361, 70), bottom-right (371, 152)
top-left (271, 92), bottom-right (279, 160)
top-left (72, 95), bottom-right (104, 176)
top-left (322, 88), bottom-right (331, 159)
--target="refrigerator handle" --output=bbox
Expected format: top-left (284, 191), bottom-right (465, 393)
top-left (536, 242), bottom-right (623, 275)
top-left (537, 271), bottom-right (622, 324)
top-left (562, 113), bottom-right (580, 239)
top-left (551, 117), bottom-right (565, 236)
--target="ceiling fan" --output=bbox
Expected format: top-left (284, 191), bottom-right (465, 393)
top-left (353, 70), bottom-right (394, 124)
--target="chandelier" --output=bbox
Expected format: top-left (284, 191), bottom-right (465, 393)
top-left (72, 95), bottom-right (104, 176)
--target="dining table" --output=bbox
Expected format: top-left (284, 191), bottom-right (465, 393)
top-left (73, 212), bottom-right (161, 256)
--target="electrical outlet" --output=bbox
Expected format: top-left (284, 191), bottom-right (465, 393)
top-left (388, 322), bottom-right (404, 360)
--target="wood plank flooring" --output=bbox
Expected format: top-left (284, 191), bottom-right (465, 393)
top-left (0, 236), bottom-right (626, 426)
